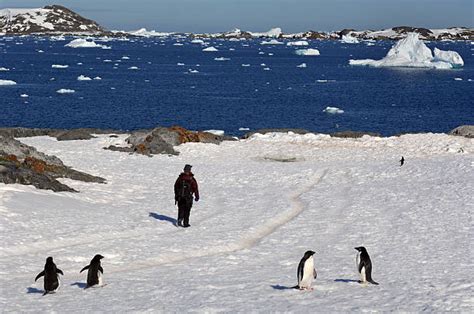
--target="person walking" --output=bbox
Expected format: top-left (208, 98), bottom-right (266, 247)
top-left (174, 164), bottom-right (199, 227)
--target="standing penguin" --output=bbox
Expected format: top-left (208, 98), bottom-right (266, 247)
top-left (80, 254), bottom-right (104, 288)
top-left (400, 156), bottom-right (405, 166)
top-left (35, 257), bottom-right (64, 295)
top-left (294, 250), bottom-right (317, 290)
top-left (355, 247), bottom-right (379, 285)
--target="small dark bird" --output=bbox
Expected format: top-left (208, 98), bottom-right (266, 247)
top-left (80, 254), bottom-right (105, 288)
top-left (354, 247), bottom-right (379, 285)
top-left (400, 156), bottom-right (405, 166)
top-left (35, 257), bottom-right (64, 295)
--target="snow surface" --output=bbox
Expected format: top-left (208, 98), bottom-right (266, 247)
top-left (0, 79), bottom-right (16, 85)
top-left (0, 133), bottom-right (472, 312)
top-left (65, 39), bottom-right (110, 49)
top-left (295, 48), bottom-right (320, 56)
top-left (349, 33), bottom-right (464, 69)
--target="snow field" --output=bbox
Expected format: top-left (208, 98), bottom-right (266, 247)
top-left (0, 133), bottom-right (472, 312)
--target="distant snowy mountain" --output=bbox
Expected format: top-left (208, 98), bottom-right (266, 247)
top-left (0, 5), bottom-right (106, 35)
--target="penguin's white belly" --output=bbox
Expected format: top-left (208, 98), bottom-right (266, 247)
top-left (300, 257), bottom-right (314, 288)
top-left (98, 272), bottom-right (103, 286)
top-left (356, 253), bottom-right (366, 283)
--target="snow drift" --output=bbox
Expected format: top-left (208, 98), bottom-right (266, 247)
top-left (349, 33), bottom-right (464, 69)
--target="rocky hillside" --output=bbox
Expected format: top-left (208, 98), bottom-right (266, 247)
top-left (0, 5), bottom-right (106, 35)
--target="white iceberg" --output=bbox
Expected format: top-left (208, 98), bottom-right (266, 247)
top-left (249, 27), bottom-right (282, 38)
top-left (0, 79), bottom-right (16, 86)
top-left (20, 94), bottom-right (28, 98)
top-left (65, 39), bottom-right (110, 49)
top-left (295, 48), bottom-right (320, 56)
top-left (204, 130), bottom-right (225, 136)
top-left (323, 106), bottom-right (344, 114)
top-left (260, 39), bottom-right (283, 45)
top-left (128, 66), bottom-right (139, 70)
top-left (0, 67), bottom-right (9, 71)
top-left (56, 88), bottom-right (75, 94)
top-left (341, 34), bottom-right (359, 44)
top-left (203, 46), bottom-right (218, 52)
top-left (188, 69), bottom-right (199, 73)
top-left (214, 57), bottom-right (230, 61)
top-left (51, 64), bottom-right (68, 69)
top-left (128, 28), bottom-right (172, 37)
top-left (349, 33), bottom-right (464, 69)
top-left (296, 63), bottom-right (307, 68)
top-left (241, 64), bottom-right (250, 67)
top-left (287, 41), bottom-right (309, 46)
top-left (77, 75), bottom-right (92, 81)
top-left (191, 39), bottom-right (205, 44)
top-left (93, 76), bottom-right (102, 80)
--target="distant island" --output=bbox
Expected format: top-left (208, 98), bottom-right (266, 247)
top-left (1, 5), bottom-right (473, 40)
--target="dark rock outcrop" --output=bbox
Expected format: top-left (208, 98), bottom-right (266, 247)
top-left (0, 127), bottom-right (122, 141)
top-left (448, 125), bottom-right (474, 138)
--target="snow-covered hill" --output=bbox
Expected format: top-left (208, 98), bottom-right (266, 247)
top-left (0, 132), bottom-right (472, 312)
top-left (0, 5), bottom-right (105, 35)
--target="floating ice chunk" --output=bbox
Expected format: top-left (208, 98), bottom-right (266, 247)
top-left (214, 57), bottom-right (230, 61)
top-left (37, 50), bottom-right (44, 53)
top-left (239, 127), bottom-right (250, 131)
top-left (260, 63), bottom-right (266, 66)
top-left (454, 77), bottom-right (463, 81)
top-left (268, 53), bottom-right (274, 56)
top-left (20, 94), bottom-right (28, 98)
top-left (0, 79), bottom-right (16, 85)
top-left (77, 75), bottom-right (92, 81)
top-left (229, 48), bottom-right (235, 51)
top-left (56, 88), bottom-right (75, 94)
top-left (191, 39), bottom-right (205, 44)
top-left (177, 63), bottom-right (185, 66)
top-left (0, 67), bottom-right (9, 71)
top-left (104, 59), bottom-right (112, 62)
top-left (250, 27), bottom-right (282, 38)
top-left (287, 41), bottom-right (309, 46)
top-left (204, 130), bottom-right (225, 136)
top-left (203, 46), bottom-right (218, 52)
top-left (433, 48), bottom-right (464, 67)
top-left (128, 66), bottom-right (139, 70)
top-left (258, 51), bottom-right (265, 55)
top-left (93, 76), bottom-right (102, 80)
top-left (263, 67), bottom-right (271, 71)
top-left (241, 64), bottom-right (250, 67)
top-left (341, 34), bottom-right (359, 44)
top-left (317, 79), bottom-right (328, 83)
top-left (260, 39), bottom-right (283, 45)
top-left (297, 63), bottom-right (307, 68)
top-left (188, 69), bottom-right (199, 73)
top-left (173, 43), bottom-right (183, 46)
top-left (295, 48), bottom-right (320, 56)
top-left (122, 56), bottom-right (130, 60)
top-left (349, 33), bottom-right (463, 69)
top-left (65, 39), bottom-right (110, 49)
top-left (323, 106), bottom-right (344, 114)
top-left (51, 64), bottom-right (68, 69)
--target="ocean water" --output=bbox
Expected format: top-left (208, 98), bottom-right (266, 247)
top-left (0, 36), bottom-right (473, 136)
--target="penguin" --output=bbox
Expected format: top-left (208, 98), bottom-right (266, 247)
top-left (35, 257), bottom-right (64, 295)
top-left (294, 250), bottom-right (317, 290)
top-left (355, 247), bottom-right (379, 285)
top-left (400, 156), bottom-right (405, 166)
top-left (80, 254), bottom-right (104, 288)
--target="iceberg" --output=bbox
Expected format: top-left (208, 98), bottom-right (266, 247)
top-left (0, 79), bottom-right (16, 85)
top-left (287, 41), bottom-right (309, 46)
top-left (56, 88), bottom-right (75, 94)
top-left (323, 106), bottom-right (344, 114)
top-left (341, 34), bottom-right (359, 44)
top-left (191, 39), bottom-right (205, 44)
top-left (260, 39), bottom-right (283, 45)
top-left (128, 28), bottom-right (172, 37)
top-left (296, 63), bottom-right (307, 68)
top-left (295, 48), bottom-right (320, 56)
top-left (0, 67), bottom-right (9, 71)
top-left (77, 75), bottom-right (92, 81)
top-left (203, 46), bottom-right (218, 52)
top-left (65, 39), bottom-right (110, 49)
top-left (249, 27), bottom-right (282, 38)
top-left (214, 57), bottom-right (230, 61)
top-left (51, 64), bottom-right (68, 69)
top-left (349, 33), bottom-right (464, 69)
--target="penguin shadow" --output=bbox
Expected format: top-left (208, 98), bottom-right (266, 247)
top-left (71, 282), bottom-right (87, 289)
top-left (334, 279), bottom-right (360, 284)
top-left (26, 287), bottom-right (44, 294)
top-left (270, 284), bottom-right (296, 290)
top-left (149, 212), bottom-right (177, 226)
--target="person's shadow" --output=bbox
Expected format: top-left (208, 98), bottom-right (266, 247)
top-left (149, 212), bottom-right (177, 226)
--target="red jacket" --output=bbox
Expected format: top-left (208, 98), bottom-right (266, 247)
top-left (174, 172), bottom-right (199, 199)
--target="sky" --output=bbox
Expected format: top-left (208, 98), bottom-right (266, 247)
top-left (1, 0), bottom-right (473, 32)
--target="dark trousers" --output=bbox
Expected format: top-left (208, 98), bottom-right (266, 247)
top-left (177, 198), bottom-right (193, 226)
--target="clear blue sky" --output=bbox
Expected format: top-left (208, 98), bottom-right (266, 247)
top-left (1, 0), bottom-right (473, 32)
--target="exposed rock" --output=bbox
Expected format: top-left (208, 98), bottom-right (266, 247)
top-left (242, 129), bottom-right (312, 139)
top-left (55, 129), bottom-right (97, 141)
top-left (0, 135), bottom-right (64, 166)
top-left (0, 127), bottom-right (59, 138)
top-left (330, 131), bottom-right (381, 138)
top-left (448, 125), bottom-right (474, 138)
top-left (0, 127), bottom-right (123, 141)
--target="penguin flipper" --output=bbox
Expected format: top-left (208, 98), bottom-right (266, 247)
top-left (80, 265), bottom-right (90, 273)
top-left (99, 266), bottom-right (104, 274)
top-left (35, 270), bottom-right (45, 282)
top-left (313, 269), bottom-right (317, 279)
top-left (56, 268), bottom-right (64, 276)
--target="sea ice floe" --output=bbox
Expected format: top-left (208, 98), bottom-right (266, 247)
top-left (214, 57), bottom-right (230, 61)
top-left (204, 130), bottom-right (225, 136)
top-left (177, 63), bottom-right (185, 66)
top-left (295, 48), bottom-right (320, 56)
top-left (454, 77), bottom-right (463, 81)
top-left (203, 46), bottom-right (218, 52)
top-left (20, 94), bottom-right (28, 97)
top-left (341, 34), bottom-right (360, 44)
top-left (128, 66), bottom-right (139, 70)
top-left (122, 56), bottom-right (130, 60)
top-left (287, 41), bottom-right (309, 46)
top-left (93, 76), bottom-right (102, 80)
top-left (51, 64), bottom-right (68, 69)
top-left (297, 63), bottom-right (307, 68)
top-left (0, 79), bottom-right (16, 86)
top-left (241, 64), bottom-right (250, 67)
top-left (349, 33), bottom-right (464, 69)
top-left (188, 69), bottom-right (199, 73)
top-left (323, 106), bottom-right (344, 114)
top-left (239, 127), bottom-right (250, 131)
top-left (0, 67), bottom-right (9, 71)
top-left (77, 75), bottom-right (92, 81)
top-left (65, 39), bottom-right (110, 49)
top-left (56, 88), bottom-right (75, 94)
top-left (191, 39), bottom-right (205, 44)
top-left (260, 39), bottom-right (283, 45)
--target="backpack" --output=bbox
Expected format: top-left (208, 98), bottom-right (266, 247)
top-left (178, 179), bottom-right (193, 200)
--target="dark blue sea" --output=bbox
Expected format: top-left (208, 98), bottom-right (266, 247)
top-left (0, 36), bottom-right (473, 136)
